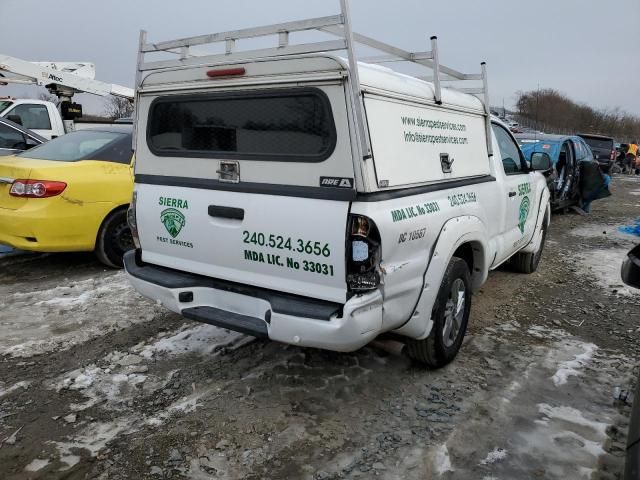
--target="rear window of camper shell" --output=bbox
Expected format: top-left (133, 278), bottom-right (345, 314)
top-left (147, 88), bottom-right (337, 162)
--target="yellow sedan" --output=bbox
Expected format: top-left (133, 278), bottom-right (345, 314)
top-left (0, 126), bottom-right (134, 267)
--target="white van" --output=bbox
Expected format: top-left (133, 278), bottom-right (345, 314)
top-left (125, 6), bottom-right (551, 367)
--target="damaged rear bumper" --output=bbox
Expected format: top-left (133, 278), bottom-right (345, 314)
top-left (124, 251), bottom-right (384, 352)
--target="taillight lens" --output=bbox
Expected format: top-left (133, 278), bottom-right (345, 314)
top-left (347, 215), bottom-right (381, 292)
top-left (611, 149), bottom-right (616, 161)
top-left (9, 180), bottom-right (66, 198)
top-left (127, 191), bottom-right (141, 249)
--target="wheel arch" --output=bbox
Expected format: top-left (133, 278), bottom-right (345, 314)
top-left (392, 215), bottom-right (490, 340)
top-left (93, 203), bottom-right (130, 249)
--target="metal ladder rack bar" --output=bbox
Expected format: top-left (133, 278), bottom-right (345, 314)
top-left (338, 0), bottom-right (370, 156)
top-left (136, 0), bottom-right (492, 159)
top-left (138, 40), bottom-right (348, 72)
top-left (141, 15), bottom-right (345, 53)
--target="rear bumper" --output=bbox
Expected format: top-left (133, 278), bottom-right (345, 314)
top-left (0, 200), bottom-right (103, 252)
top-left (124, 251), bottom-right (384, 352)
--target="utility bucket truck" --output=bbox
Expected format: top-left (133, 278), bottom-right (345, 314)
top-left (124, 0), bottom-right (552, 367)
top-left (0, 55), bottom-right (133, 139)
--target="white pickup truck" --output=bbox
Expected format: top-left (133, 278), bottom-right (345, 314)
top-left (0, 98), bottom-right (129, 139)
top-left (124, 11), bottom-right (552, 367)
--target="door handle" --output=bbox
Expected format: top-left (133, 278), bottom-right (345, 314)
top-left (508, 191), bottom-right (517, 197)
top-left (208, 205), bottom-right (244, 220)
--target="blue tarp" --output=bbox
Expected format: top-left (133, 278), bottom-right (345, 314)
top-left (620, 218), bottom-right (640, 237)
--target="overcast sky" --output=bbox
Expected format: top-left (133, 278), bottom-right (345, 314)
top-left (1, 0), bottom-right (639, 115)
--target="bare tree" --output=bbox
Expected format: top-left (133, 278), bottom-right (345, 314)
top-left (515, 89), bottom-right (640, 141)
top-left (104, 96), bottom-right (134, 119)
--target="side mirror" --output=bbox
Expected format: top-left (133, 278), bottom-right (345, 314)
top-left (621, 244), bottom-right (640, 290)
top-left (531, 152), bottom-right (552, 171)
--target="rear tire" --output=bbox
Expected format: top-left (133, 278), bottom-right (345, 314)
top-left (406, 257), bottom-right (472, 368)
top-left (509, 216), bottom-right (548, 274)
top-left (95, 209), bottom-right (134, 268)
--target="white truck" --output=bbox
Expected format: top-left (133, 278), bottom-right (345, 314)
top-left (0, 56), bottom-right (134, 139)
top-left (0, 98), bottom-right (131, 139)
top-left (0, 98), bottom-right (65, 139)
top-left (124, 3), bottom-right (552, 367)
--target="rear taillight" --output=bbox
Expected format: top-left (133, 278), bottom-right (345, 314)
top-left (9, 180), bottom-right (66, 198)
top-left (347, 215), bottom-right (381, 292)
top-left (611, 149), bottom-right (616, 161)
top-left (127, 191), bottom-right (141, 249)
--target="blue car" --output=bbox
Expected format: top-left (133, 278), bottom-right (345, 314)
top-left (515, 134), bottom-right (596, 210)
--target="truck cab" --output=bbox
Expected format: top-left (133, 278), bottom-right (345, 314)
top-left (124, 9), bottom-right (551, 367)
top-left (0, 98), bottom-right (65, 139)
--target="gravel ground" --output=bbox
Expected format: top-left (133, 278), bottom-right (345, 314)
top-left (1, 175), bottom-right (640, 480)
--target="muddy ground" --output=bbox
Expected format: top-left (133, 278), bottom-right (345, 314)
top-left (1, 176), bottom-right (640, 480)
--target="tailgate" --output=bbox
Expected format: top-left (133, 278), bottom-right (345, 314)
top-left (136, 184), bottom-right (349, 303)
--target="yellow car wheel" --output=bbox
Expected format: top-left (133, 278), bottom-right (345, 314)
top-left (95, 209), bottom-right (134, 268)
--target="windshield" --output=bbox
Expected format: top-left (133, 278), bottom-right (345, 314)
top-left (18, 130), bottom-right (127, 161)
top-left (0, 100), bottom-right (14, 113)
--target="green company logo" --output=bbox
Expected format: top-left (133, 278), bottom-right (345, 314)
top-left (160, 208), bottom-right (186, 238)
top-left (518, 196), bottom-right (530, 234)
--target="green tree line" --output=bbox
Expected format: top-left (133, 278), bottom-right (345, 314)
top-left (515, 89), bottom-right (640, 141)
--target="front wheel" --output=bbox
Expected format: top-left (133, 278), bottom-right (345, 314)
top-left (95, 209), bottom-right (134, 268)
top-left (406, 257), bottom-right (472, 368)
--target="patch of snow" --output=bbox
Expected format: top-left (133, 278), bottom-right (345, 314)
top-left (24, 458), bottom-right (50, 472)
top-left (527, 325), bottom-right (568, 340)
top-left (53, 419), bottom-right (134, 469)
top-left (0, 380), bottom-right (30, 397)
top-left (573, 247), bottom-right (636, 296)
top-left (570, 224), bottom-right (638, 242)
top-left (537, 404), bottom-right (608, 437)
top-left (146, 390), bottom-right (210, 427)
top-left (58, 454), bottom-right (81, 470)
top-left (479, 447), bottom-right (508, 465)
top-left (497, 321), bottom-right (521, 332)
top-left (133, 324), bottom-right (243, 359)
top-left (433, 444), bottom-right (454, 475)
top-left (552, 343), bottom-right (597, 386)
top-left (0, 272), bottom-right (162, 358)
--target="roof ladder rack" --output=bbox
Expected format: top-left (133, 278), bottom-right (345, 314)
top-left (136, 0), bottom-right (492, 158)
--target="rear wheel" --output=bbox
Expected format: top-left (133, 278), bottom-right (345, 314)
top-left (406, 257), bottom-right (472, 368)
top-left (510, 216), bottom-right (548, 274)
top-left (95, 209), bottom-right (134, 268)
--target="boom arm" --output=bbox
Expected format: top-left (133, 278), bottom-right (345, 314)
top-left (0, 54), bottom-right (133, 99)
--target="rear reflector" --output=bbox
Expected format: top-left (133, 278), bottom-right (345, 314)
top-left (9, 179), bottom-right (67, 198)
top-left (206, 67), bottom-right (246, 78)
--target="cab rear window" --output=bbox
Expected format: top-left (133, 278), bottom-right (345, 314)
top-left (147, 88), bottom-right (336, 162)
top-left (582, 137), bottom-right (613, 150)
